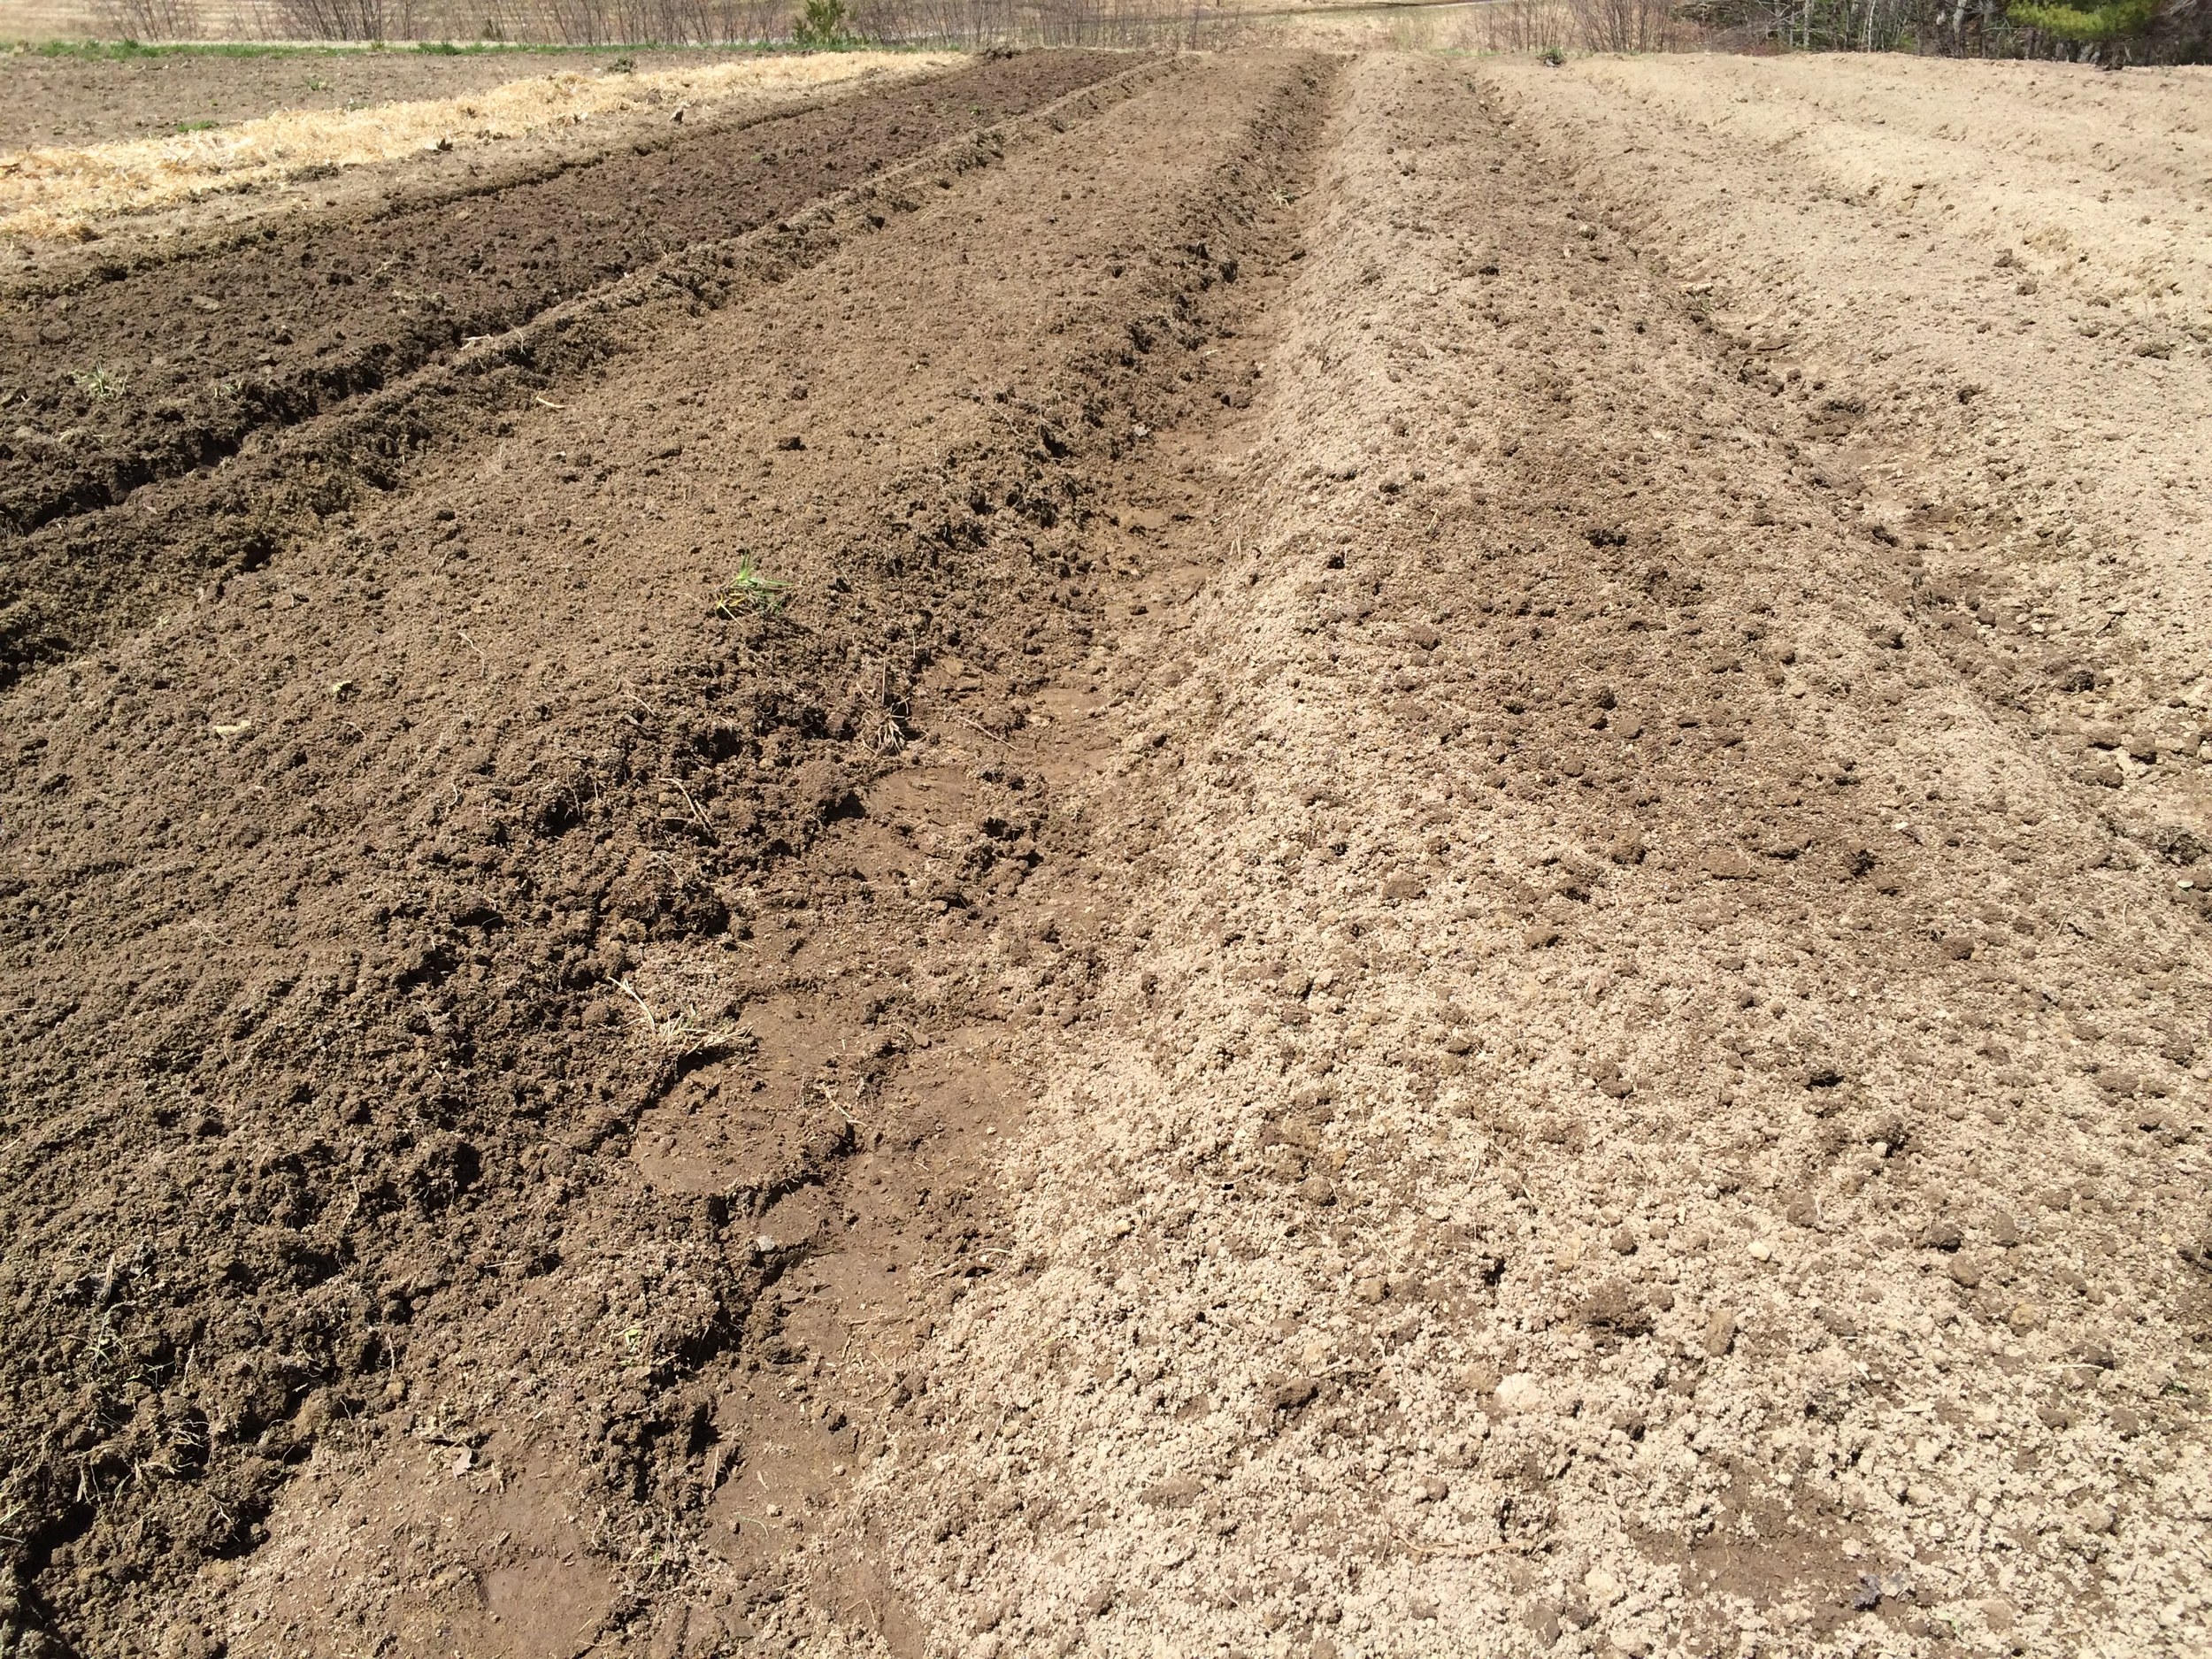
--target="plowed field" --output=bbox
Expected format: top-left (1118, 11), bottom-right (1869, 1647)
top-left (3, 46), bottom-right (2208, 1659)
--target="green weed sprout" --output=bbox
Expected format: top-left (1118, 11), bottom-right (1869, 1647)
top-left (718, 554), bottom-right (791, 618)
top-left (72, 365), bottom-right (123, 401)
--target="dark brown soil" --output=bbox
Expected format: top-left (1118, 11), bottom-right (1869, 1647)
top-left (0, 48), bottom-right (1333, 1659)
top-left (0, 48), bottom-right (1135, 676)
top-left (0, 46), bottom-right (758, 152)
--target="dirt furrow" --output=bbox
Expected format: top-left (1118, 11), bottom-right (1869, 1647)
top-left (0, 51), bottom-right (1164, 698)
top-left (0, 50), bottom-right (1133, 541)
top-left (0, 49), bottom-right (1335, 1659)
top-left (1487, 52), bottom-right (2212, 889)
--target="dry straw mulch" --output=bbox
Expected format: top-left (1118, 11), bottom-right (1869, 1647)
top-left (0, 50), bottom-right (956, 240)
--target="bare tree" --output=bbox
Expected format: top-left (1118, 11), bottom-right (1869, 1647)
top-left (266, 0), bottom-right (417, 36)
top-left (1467, 0), bottom-right (1575, 53)
top-left (96, 0), bottom-right (204, 39)
top-left (1568, 0), bottom-right (1676, 48)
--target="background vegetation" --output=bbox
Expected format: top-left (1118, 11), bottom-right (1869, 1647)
top-left (42, 0), bottom-right (2212, 68)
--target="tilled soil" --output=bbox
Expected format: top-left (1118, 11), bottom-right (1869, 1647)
top-left (0, 52), bottom-right (958, 250)
top-left (0, 48), bottom-right (762, 153)
top-left (1, 45), bottom-right (2208, 1659)
top-left (0, 48), bottom-right (1131, 675)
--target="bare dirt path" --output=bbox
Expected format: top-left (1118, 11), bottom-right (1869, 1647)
top-left (1, 45), bottom-right (2207, 1659)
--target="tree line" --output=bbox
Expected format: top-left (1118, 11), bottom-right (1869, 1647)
top-left (93, 0), bottom-right (2208, 65)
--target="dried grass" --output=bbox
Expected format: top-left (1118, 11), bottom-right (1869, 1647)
top-left (0, 49), bottom-right (956, 240)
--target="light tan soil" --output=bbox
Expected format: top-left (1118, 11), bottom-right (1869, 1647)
top-left (803, 52), bottom-right (2212, 1659)
top-left (2, 46), bottom-right (2207, 1659)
